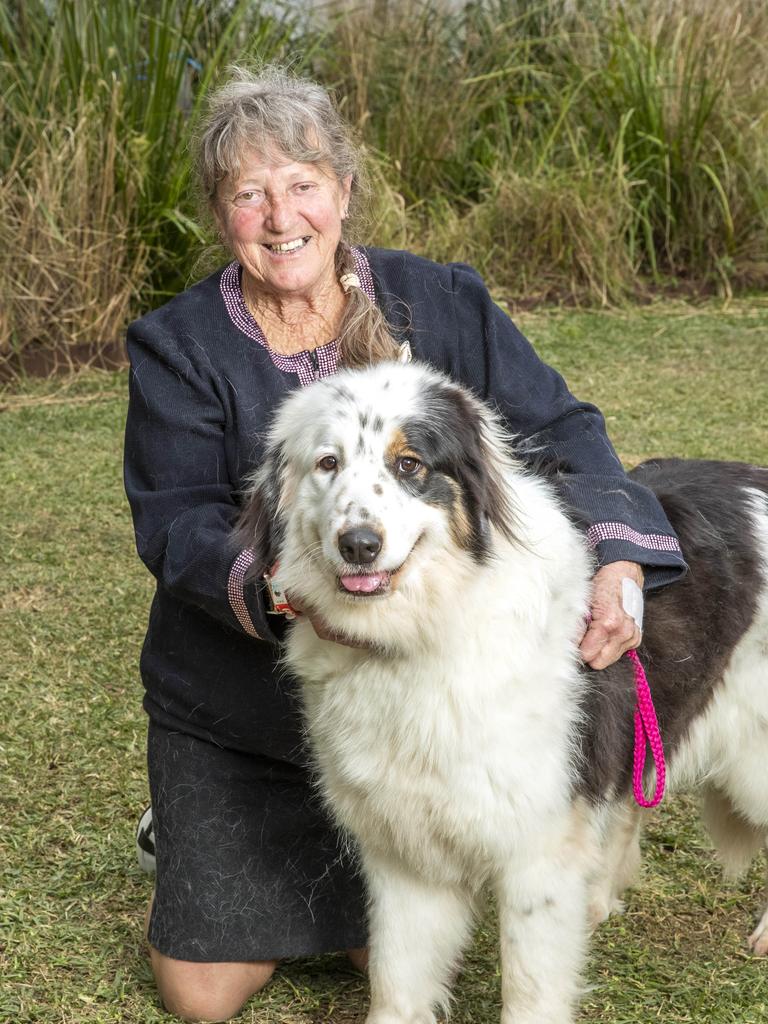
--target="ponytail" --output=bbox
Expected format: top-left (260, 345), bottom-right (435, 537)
top-left (334, 245), bottom-right (404, 367)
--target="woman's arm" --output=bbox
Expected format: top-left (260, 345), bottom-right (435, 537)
top-left (124, 321), bottom-right (280, 644)
top-left (449, 262), bottom-right (687, 591)
top-left (447, 262), bottom-right (685, 668)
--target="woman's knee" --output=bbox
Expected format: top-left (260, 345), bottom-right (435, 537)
top-left (150, 947), bottom-right (277, 1022)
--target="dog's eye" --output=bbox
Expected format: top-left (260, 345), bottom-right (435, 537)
top-left (397, 456), bottom-right (421, 475)
top-left (317, 455), bottom-right (338, 472)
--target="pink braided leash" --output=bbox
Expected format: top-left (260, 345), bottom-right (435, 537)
top-left (627, 648), bottom-right (666, 808)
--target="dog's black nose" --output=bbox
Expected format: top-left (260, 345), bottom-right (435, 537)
top-left (338, 527), bottom-right (382, 565)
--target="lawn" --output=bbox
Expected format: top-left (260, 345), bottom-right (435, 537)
top-left (2, 300), bottom-right (767, 1023)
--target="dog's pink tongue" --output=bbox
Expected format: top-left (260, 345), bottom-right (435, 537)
top-left (340, 573), bottom-right (387, 593)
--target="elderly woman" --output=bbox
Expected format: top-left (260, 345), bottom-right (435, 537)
top-left (124, 66), bottom-right (685, 1021)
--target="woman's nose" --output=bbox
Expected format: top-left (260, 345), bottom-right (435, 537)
top-left (265, 195), bottom-right (293, 232)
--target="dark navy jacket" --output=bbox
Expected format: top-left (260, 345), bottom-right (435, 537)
top-left (124, 247), bottom-right (685, 759)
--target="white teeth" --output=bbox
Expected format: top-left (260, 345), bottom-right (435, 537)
top-left (267, 238), bottom-right (307, 253)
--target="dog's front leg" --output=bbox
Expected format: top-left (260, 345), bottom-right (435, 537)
top-left (494, 849), bottom-right (591, 1024)
top-left (362, 854), bottom-right (474, 1024)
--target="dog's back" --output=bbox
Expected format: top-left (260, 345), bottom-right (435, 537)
top-left (576, 459), bottom-right (768, 803)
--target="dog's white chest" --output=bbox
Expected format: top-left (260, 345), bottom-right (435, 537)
top-left (293, 632), bottom-right (578, 882)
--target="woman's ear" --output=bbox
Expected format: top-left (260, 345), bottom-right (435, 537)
top-left (211, 197), bottom-right (229, 244)
top-left (340, 174), bottom-right (353, 215)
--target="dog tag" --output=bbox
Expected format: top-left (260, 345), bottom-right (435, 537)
top-left (264, 562), bottom-right (297, 619)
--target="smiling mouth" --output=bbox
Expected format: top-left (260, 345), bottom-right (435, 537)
top-left (262, 237), bottom-right (310, 254)
top-left (337, 541), bottom-right (421, 597)
top-left (338, 569), bottom-right (393, 596)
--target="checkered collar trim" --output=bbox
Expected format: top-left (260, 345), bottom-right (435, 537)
top-left (219, 246), bottom-right (376, 386)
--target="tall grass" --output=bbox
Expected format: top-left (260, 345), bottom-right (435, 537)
top-left (2, 0), bottom-right (768, 375)
top-left (575, 3), bottom-right (768, 292)
top-left (320, 0), bottom-right (768, 302)
top-left (0, 87), bottom-right (148, 372)
top-left (0, 0), bottom-right (298, 371)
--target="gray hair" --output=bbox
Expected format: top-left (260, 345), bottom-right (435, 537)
top-left (195, 65), bottom-right (361, 211)
top-left (194, 64), bottom-right (400, 366)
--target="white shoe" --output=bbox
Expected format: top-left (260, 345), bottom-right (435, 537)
top-left (135, 805), bottom-right (156, 873)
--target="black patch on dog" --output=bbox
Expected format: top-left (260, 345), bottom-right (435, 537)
top-left (234, 443), bottom-right (287, 577)
top-left (359, 412), bottom-right (369, 430)
top-left (372, 416), bottom-right (384, 433)
top-left (399, 379), bottom-right (517, 562)
top-left (573, 459), bottom-right (768, 803)
top-left (395, 468), bottom-right (458, 511)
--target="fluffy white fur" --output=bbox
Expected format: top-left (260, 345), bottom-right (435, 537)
top-left (247, 362), bottom-right (768, 1022)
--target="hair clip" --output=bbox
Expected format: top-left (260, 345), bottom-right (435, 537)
top-left (340, 272), bottom-right (361, 293)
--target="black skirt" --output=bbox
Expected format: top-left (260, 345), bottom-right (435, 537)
top-left (146, 720), bottom-right (369, 962)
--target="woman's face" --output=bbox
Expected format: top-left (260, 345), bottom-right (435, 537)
top-left (216, 152), bottom-right (352, 304)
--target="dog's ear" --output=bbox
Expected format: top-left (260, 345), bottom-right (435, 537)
top-left (413, 379), bottom-right (518, 559)
top-left (234, 443), bottom-right (287, 575)
top-left (448, 388), bottom-right (517, 546)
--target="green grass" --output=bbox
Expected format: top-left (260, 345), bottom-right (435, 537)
top-left (1, 301), bottom-right (768, 1022)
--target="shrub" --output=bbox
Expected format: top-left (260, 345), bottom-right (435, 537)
top-left (2, 0), bottom-right (767, 374)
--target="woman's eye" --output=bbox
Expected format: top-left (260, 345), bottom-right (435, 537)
top-left (317, 455), bottom-right (338, 472)
top-left (233, 190), bottom-right (264, 207)
top-left (294, 182), bottom-right (316, 193)
top-left (397, 456), bottom-right (421, 475)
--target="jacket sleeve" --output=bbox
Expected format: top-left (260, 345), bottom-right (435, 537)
top-left (123, 320), bottom-right (280, 643)
top-left (449, 263), bottom-right (686, 590)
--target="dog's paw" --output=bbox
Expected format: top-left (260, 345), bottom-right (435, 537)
top-left (748, 908), bottom-right (768, 956)
top-left (588, 896), bottom-right (625, 930)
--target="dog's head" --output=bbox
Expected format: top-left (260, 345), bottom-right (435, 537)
top-left (237, 362), bottom-right (519, 645)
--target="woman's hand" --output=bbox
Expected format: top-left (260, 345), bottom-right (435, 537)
top-left (579, 561), bottom-right (644, 670)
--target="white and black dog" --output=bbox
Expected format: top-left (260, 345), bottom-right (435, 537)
top-left (238, 361), bottom-right (768, 1024)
